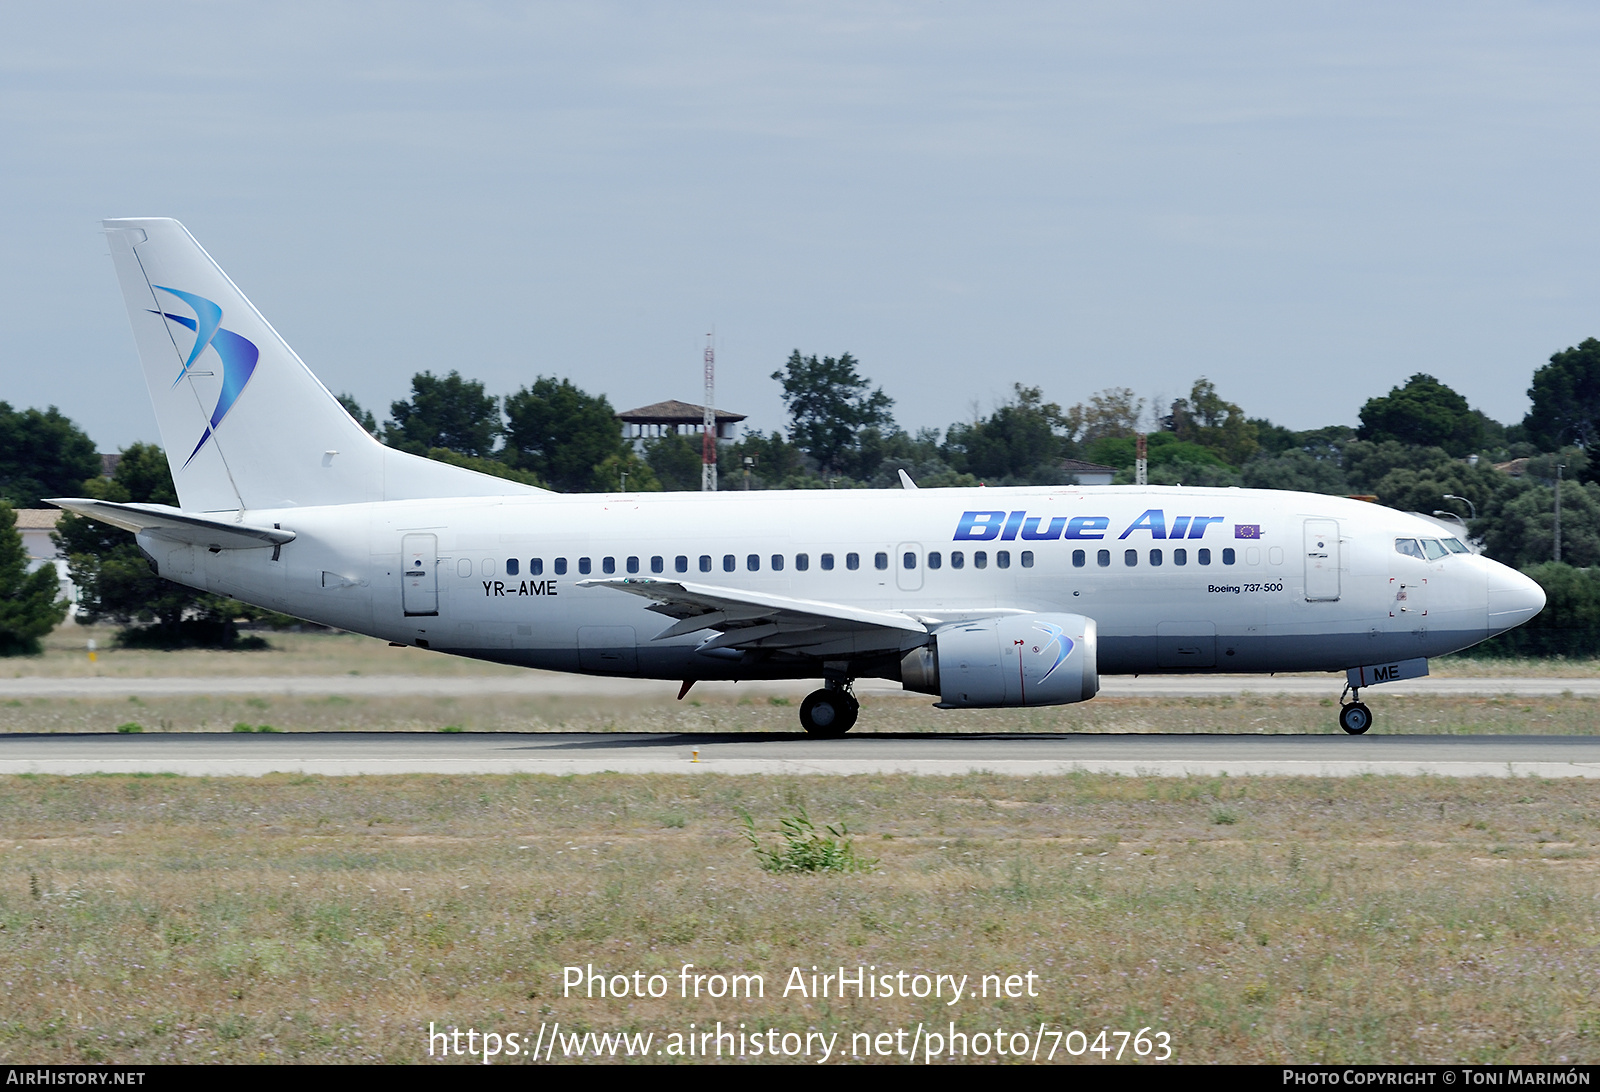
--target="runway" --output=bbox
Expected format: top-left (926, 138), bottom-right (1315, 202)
top-left (3, 731), bottom-right (1599, 778)
top-left (2, 673), bottom-right (1596, 700)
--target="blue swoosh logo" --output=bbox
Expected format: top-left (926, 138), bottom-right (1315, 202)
top-left (1032, 621), bottom-right (1074, 682)
top-left (148, 287), bottom-right (259, 467)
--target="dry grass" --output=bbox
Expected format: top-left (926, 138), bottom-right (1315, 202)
top-left (1, 773), bottom-right (1598, 1064)
top-left (14, 626), bottom-right (523, 679)
top-left (5, 690), bottom-right (1598, 736)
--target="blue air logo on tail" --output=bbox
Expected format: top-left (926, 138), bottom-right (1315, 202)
top-left (149, 286), bottom-right (259, 466)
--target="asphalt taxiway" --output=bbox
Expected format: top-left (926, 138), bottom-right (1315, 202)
top-left (2, 731), bottom-right (1598, 778)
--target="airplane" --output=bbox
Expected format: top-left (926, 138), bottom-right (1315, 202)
top-left (53, 218), bottom-right (1546, 737)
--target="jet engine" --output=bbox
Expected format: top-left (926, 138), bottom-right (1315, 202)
top-left (900, 613), bottom-right (1099, 708)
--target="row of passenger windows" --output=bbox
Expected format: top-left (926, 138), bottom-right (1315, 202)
top-left (494, 549), bottom-right (1039, 577)
top-left (1074, 547), bottom-right (1236, 568)
top-left (467, 547), bottom-right (1241, 578)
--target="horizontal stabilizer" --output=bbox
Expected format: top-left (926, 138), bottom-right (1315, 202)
top-left (49, 498), bottom-right (295, 551)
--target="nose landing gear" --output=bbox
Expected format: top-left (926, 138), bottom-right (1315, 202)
top-left (799, 680), bottom-right (859, 737)
top-left (1338, 684), bottom-right (1372, 735)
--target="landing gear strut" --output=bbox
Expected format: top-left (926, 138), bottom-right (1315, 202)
top-left (799, 680), bottom-right (859, 738)
top-left (1338, 684), bottom-right (1372, 735)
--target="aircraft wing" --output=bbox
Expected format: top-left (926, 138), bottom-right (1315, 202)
top-left (48, 498), bottom-right (295, 550)
top-left (576, 577), bottom-right (930, 657)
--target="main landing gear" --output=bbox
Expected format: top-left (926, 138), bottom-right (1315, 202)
top-left (799, 680), bottom-right (859, 738)
top-left (1338, 684), bottom-right (1372, 735)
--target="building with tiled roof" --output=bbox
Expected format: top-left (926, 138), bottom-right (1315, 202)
top-left (616, 400), bottom-right (746, 444)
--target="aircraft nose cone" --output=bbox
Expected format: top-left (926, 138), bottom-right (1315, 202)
top-left (1486, 564), bottom-right (1545, 634)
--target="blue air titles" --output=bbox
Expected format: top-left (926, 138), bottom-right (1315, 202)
top-left (954, 509), bottom-right (1224, 542)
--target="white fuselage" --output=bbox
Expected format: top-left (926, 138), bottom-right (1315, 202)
top-left (138, 484), bottom-right (1537, 685)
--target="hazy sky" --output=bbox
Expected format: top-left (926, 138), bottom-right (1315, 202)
top-left (4, 2), bottom-right (1598, 451)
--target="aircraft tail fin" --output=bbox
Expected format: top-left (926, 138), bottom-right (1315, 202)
top-left (101, 218), bottom-right (544, 512)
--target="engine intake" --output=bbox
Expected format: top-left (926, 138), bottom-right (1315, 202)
top-left (901, 613), bottom-right (1099, 708)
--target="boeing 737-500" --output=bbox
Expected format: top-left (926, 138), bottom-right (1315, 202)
top-left (53, 218), bottom-right (1546, 736)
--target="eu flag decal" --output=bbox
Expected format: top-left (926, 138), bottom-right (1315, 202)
top-left (1234, 524), bottom-right (1262, 539)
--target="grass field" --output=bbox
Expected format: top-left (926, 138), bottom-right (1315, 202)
top-left (3, 626), bottom-right (1599, 738)
top-left (6, 690), bottom-right (1600, 736)
top-left (2, 772), bottom-right (1597, 1065)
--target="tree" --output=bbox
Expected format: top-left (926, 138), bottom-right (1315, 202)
top-left (1240, 449), bottom-right (1350, 495)
top-left (1165, 378), bottom-right (1259, 466)
top-left (771, 351), bottom-right (895, 477)
top-left (589, 451), bottom-right (660, 494)
top-left (1477, 478), bottom-right (1600, 569)
top-left (1357, 374), bottom-right (1485, 457)
top-left (385, 371), bottom-right (501, 457)
top-left (337, 393), bottom-right (379, 435)
top-left (0, 503), bottom-right (68, 655)
top-left (1523, 337), bottom-right (1600, 457)
top-left (943, 384), bottom-right (1071, 483)
top-left (643, 432), bottom-right (705, 491)
top-left (503, 377), bottom-right (626, 492)
top-left (1063, 387), bottom-right (1144, 446)
top-left (56, 443), bottom-right (263, 647)
top-left (0, 404), bottom-right (100, 509)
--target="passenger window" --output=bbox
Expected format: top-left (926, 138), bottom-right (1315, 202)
top-left (579, 557), bottom-right (592, 575)
top-left (796, 553), bottom-right (810, 571)
top-left (1222, 548), bottom-right (1236, 565)
top-left (747, 554), bottom-right (760, 571)
top-left (1395, 538), bottom-right (1424, 559)
top-left (846, 552), bottom-right (860, 570)
top-left (723, 555), bottom-right (736, 572)
top-left (699, 555), bottom-right (712, 573)
top-left (554, 557), bottom-right (568, 575)
top-left (531, 558), bottom-right (543, 576)
top-left (1097, 549), bottom-right (1110, 567)
top-left (1124, 549), bottom-right (1137, 567)
top-left (506, 558), bottom-right (519, 576)
top-left (626, 556), bottom-right (639, 574)
top-left (928, 551), bottom-right (942, 569)
top-left (675, 555), bottom-right (688, 573)
top-left (951, 551), bottom-right (965, 569)
top-left (902, 552), bottom-right (916, 570)
top-left (651, 556), bottom-right (664, 574)
top-left (997, 550), bottom-right (1010, 569)
top-left (821, 553), bottom-right (834, 571)
top-left (1020, 550), bottom-right (1034, 568)
top-left (1198, 549), bottom-right (1211, 566)
top-left (1072, 549), bottom-right (1086, 568)
top-left (771, 554), bottom-right (784, 571)
top-left (974, 551), bottom-right (988, 569)
top-left (1422, 539), bottom-right (1448, 560)
top-left (1150, 549), bottom-right (1162, 566)
top-left (1174, 548), bottom-right (1187, 566)
top-left (874, 552), bottom-right (888, 570)
top-left (602, 557), bottom-right (616, 575)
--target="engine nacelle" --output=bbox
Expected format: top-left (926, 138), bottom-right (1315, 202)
top-left (900, 613), bottom-right (1099, 708)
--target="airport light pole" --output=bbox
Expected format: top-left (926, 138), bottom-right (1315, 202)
top-left (1442, 494), bottom-right (1476, 522)
top-left (1554, 464), bottom-right (1564, 563)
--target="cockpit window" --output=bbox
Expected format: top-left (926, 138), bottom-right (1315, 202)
top-left (1421, 539), bottom-right (1448, 560)
top-left (1395, 538), bottom-right (1424, 559)
top-left (1442, 538), bottom-right (1470, 554)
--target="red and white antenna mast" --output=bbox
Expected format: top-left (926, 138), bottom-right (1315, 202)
top-left (701, 332), bottom-right (718, 492)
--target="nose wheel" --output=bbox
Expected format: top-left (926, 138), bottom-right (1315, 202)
top-left (1338, 685), bottom-right (1372, 735)
top-left (800, 684), bottom-right (859, 737)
